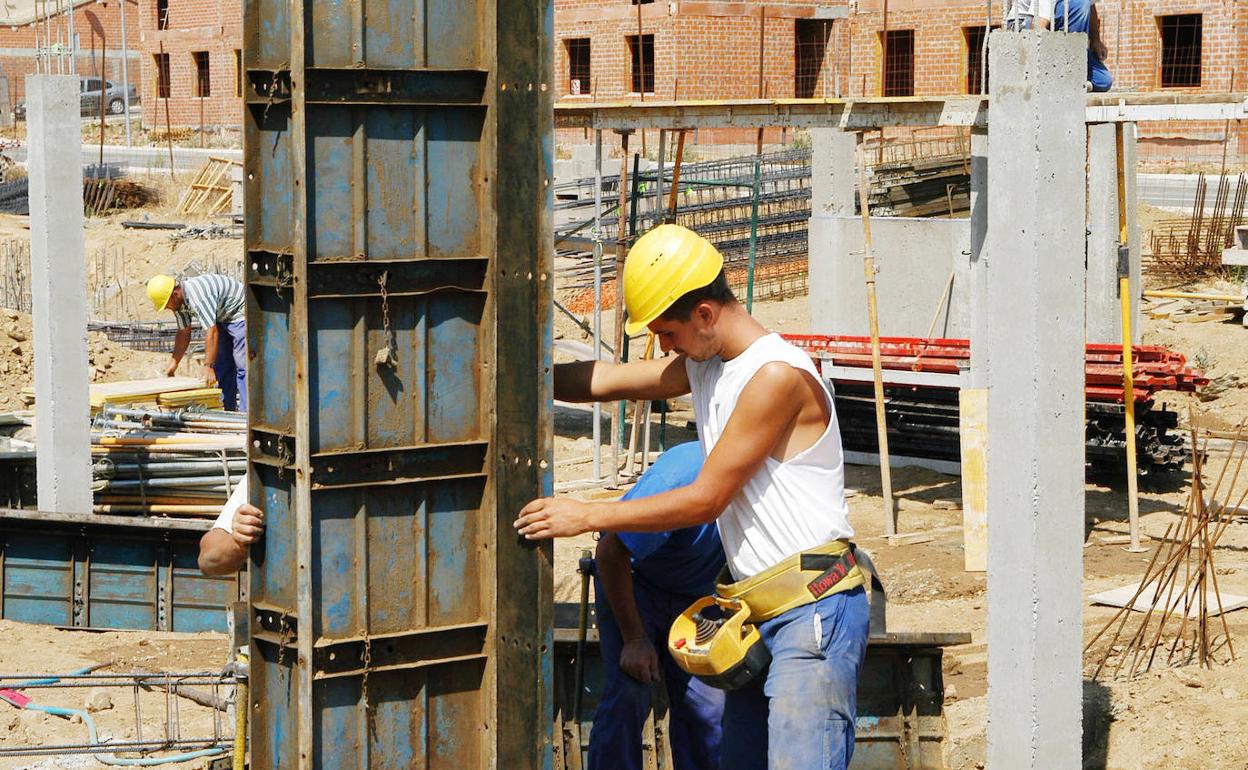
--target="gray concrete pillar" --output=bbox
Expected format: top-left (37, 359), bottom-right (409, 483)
top-left (808, 128), bottom-right (857, 334)
top-left (27, 75), bottom-right (91, 514)
top-left (966, 127), bottom-right (989, 377)
top-left (982, 31), bottom-right (1085, 769)
top-left (1086, 122), bottom-right (1120, 344)
top-left (1123, 123), bottom-right (1142, 344)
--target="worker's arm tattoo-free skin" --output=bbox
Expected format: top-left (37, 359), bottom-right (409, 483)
top-left (516, 362), bottom-right (810, 538)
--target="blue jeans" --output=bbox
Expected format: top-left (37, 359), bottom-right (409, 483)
top-left (719, 587), bottom-right (870, 770)
top-left (213, 319), bottom-right (248, 412)
top-left (589, 576), bottom-right (724, 770)
top-left (1053, 0), bottom-right (1113, 92)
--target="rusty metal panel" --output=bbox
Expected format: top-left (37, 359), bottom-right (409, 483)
top-left (0, 515), bottom-right (241, 633)
top-left (243, 0), bottom-right (553, 765)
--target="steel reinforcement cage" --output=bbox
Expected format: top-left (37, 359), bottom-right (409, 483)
top-left (241, 0), bottom-right (554, 766)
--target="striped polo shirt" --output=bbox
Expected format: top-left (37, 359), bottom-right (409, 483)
top-left (174, 274), bottom-right (246, 330)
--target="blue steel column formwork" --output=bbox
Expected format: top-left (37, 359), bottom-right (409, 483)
top-left (241, 0), bottom-right (554, 766)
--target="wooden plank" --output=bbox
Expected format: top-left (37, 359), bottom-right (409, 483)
top-left (959, 388), bottom-right (988, 573)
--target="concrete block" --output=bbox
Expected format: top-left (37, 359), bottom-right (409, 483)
top-left (810, 128), bottom-right (857, 215)
top-left (983, 30), bottom-right (1086, 769)
top-left (808, 215), bottom-right (972, 337)
top-left (26, 75), bottom-right (91, 514)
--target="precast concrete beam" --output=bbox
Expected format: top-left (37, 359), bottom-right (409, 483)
top-left (26, 75), bottom-right (91, 514)
top-left (982, 30), bottom-right (1085, 769)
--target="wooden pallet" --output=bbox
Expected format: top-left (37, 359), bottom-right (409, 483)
top-left (176, 158), bottom-right (241, 216)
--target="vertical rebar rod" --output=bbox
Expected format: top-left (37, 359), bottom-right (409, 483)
top-left (611, 131), bottom-right (631, 487)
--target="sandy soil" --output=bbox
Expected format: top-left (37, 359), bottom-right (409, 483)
top-left (0, 310), bottom-right (172, 412)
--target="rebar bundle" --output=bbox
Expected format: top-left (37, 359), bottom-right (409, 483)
top-left (0, 670), bottom-right (235, 760)
top-left (1086, 421), bottom-right (1244, 679)
top-left (1147, 172), bottom-right (1248, 277)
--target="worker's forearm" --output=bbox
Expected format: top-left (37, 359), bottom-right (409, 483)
top-left (596, 544), bottom-right (647, 641)
top-left (202, 326), bottom-right (217, 367)
top-left (170, 328), bottom-right (191, 365)
top-left (198, 531), bottom-right (247, 576)
top-left (588, 484), bottom-right (721, 533)
top-left (554, 360), bottom-right (597, 403)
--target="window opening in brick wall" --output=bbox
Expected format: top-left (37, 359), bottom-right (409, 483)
top-left (154, 52), bottom-right (170, 99)
top-left (156, 0), bottom-right (169, 30)
top-left (1159, 14), bottom-right (1201, 88)
top-left (964, 25), bottom-right (999, 95)
top-left (193, 51), bottom-right (211, 97)
top-left (566, 38), bottom-right (591, 95)
top-left (627, 34), bottom-right (654, 95)
top-left (235, 50), bottom-right (243, 98)
top-left (630, 0), bottom-right (654, 5)
top-left (881, 29), bottom-right (914, 97)
top-left (795, 19), bottom-right (832, 99)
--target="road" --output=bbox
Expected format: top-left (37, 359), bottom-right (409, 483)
top-left (1137, 173), bottom-right (1243, 212)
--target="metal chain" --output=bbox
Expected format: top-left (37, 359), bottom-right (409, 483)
top-left (260, 63), bottom-right (289, 126)
top-left (277, 613), bottom-right (290, 670)
top-left (361, 632), bottom-right (375, 736)
top-left (375, 270), bottom-right (397, 369)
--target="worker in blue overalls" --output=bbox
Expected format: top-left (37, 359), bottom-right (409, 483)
top-left (588, 441), bottom-right (725, 770)
top-left (1053, 0), bottom-right (1113, 92)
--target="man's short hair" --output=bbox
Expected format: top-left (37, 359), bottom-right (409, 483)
top-left (658, 271), bottom-right (736, 322)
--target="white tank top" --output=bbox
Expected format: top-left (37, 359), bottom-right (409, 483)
top-left (685, 333), bottom-right (853, 580)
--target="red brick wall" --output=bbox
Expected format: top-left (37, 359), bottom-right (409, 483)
top-left (136, 0), bottom-right (242, 128)
top-left (0, 0), bottom-right (142, 105)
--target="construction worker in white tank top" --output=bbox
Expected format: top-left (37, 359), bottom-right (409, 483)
top-left (516, 224), bottom-right (871, 770)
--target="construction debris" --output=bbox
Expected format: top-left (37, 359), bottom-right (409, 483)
top-left (175, 158), bottom-right (242, 217)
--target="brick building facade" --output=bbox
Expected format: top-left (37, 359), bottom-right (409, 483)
top-left (556, 0), bottom-right (1248, 160)
top-left (0, 0), bottom-right (141, 108)
top-left (135, 0), bottom-right (241, 129)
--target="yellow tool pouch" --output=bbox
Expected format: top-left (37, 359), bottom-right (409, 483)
top-left (667, 539), bottom-right (865, 690)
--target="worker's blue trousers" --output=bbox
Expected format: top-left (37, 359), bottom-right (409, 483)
top-left (588, 576), bottom-right (724, 770)
top-left (212, 319), bottom-right (247, 412)
top-left (1053, 0), bottom-right (1114, 92)
top-left (719, 587), bottom-right (870, 770)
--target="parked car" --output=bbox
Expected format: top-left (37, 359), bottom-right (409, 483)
top-left (13, 76), bottom-right (139, 120)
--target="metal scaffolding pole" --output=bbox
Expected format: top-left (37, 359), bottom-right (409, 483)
top-left (592, 129), bottom-right (604, 481)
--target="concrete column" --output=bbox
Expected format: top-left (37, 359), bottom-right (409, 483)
top-left (982, 31), bottom-right (1085, 769)
top-left (27, 75), bottom-right (91, 514)
top-left (808, 128), bottom-right (857, 334)
top-left (1123, 122), bottom-right (1142, 344)
top-left (1086, 122), bottom-right (1120, 344)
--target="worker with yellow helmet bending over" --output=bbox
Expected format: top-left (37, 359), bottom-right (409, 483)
top-left (147, 273), bottom-right (248, 411)
top-left (516, 224), bottom-right (870, 769)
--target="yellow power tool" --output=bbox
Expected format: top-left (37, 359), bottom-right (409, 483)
top-left (667, 596), bottom-right (771, 691)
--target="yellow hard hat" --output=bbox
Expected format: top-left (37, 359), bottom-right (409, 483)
top-left (147, 274), bottom-right (176, 311)
top-left (622, 224), bottom-right (724, 336)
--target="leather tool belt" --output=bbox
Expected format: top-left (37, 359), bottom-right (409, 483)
top-left (715, 538), bottom-right (864, 623)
